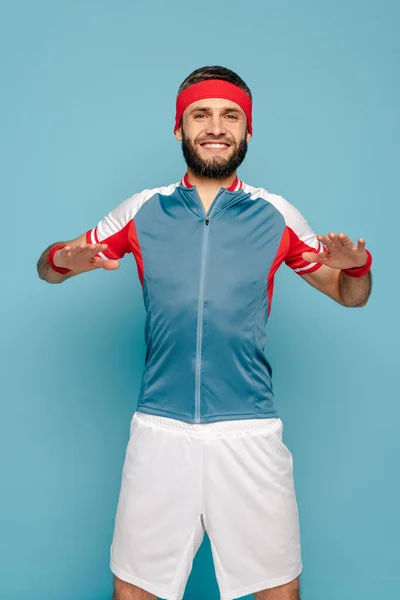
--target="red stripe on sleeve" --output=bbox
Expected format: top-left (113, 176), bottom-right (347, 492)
top-left (86, 221), bottom-right (144, 286)
top-left (285, 227), bottom-right (323, 272)
top-left (267, 227), bottom-right (291, 316)
top-left (299, 261), bottom-right (324, 274)
top-left (127, 220), bottom-right (145, 287)
top-left (85, 228), bottom-right (100, 245)
top-left (96, 222), bottom-right (132, 259)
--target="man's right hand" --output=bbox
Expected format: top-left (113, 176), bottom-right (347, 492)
top-left (54, 243), bottom-right (120, 273)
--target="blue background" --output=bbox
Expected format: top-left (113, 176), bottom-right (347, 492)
top-left (1, 1), bottom-right (398, 598)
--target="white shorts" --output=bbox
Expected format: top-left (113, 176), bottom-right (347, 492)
top-left (110, 412), bottom-right (302, 600)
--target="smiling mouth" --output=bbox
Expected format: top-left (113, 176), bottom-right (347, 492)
top-left (199, 142), bottom-right (231, 150)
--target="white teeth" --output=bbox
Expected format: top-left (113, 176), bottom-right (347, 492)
top-left (203, 143), bottom-right (228, 148)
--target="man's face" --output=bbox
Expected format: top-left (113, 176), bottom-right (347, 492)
top-left (175, 98), bottom-right (252, 179)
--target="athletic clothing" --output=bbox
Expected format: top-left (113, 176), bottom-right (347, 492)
top-left (110, 411), bottom-right (302, 600)
top-left (87, 175), bottom-right (324, 424)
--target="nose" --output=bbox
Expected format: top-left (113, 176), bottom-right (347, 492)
top-left (205, 114), bottom-right (227, 137)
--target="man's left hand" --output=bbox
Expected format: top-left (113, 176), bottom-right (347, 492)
top-left (302, 233), bottom-right (368, 270)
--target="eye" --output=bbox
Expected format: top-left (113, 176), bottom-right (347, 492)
top-left (194, 113), bottom-right (207, 119)
top-left (226, 114), bottom-right (238, 120)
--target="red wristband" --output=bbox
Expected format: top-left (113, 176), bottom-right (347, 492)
top-left (342, 249), bottom-right (372, 278)
top-left (48, 244), bottom-right (71, 274)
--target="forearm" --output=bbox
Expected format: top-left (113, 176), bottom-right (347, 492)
top-left (338, 270), bottom-right (372, 307)
top-left (37, 243), bottom-right (74, 284)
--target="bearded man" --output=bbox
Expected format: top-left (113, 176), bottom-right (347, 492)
top-left (37, 65), bottom-right (372, 600)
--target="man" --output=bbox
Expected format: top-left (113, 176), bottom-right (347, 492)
top-left (37, 66), bottom-right (372, 600)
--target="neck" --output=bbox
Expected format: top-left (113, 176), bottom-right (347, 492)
top-left (185, 169), bottom-right (237, 195)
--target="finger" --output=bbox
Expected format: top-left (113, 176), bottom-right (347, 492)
top-left (86, 243), bottom-right (108, 251)
top-left (328, 232), bottom-right (339, 245)
top-left (357, 238), bottom-right (366, 252)
top-left (69, 243), bottom-right (107, 251)
top-left (70, 244), bottom-right (107, 256)
top-left (302, 251), bottom-right (329, 263)
top-left (317, 235), bottom-right (335, 251)
top-left (88, 244), bottom-right (109, 258)
top-left (84, 244), bottom-right (108, 256)
top-left (337, 233), bottom-right (354, 248)
top-left (68, 244), bottom-right (87, 255)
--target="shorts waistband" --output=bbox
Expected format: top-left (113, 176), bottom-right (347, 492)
top-left (134, 411), bottom-right (280, 434)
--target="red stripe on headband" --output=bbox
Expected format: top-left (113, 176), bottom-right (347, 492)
top-left (174, 79), bottom-right (252, 134)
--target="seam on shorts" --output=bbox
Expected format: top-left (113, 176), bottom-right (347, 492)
top-left (169, 517), bottom-right (202, 597)
top-left (202, 513), bottom-right (225, 581)
top-left (110, 562), bottom-right (182, 600)
top-left (219, 565), bottom-right (303, 600)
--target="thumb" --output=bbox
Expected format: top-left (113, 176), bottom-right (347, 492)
top-left (93, 257), bottom-right (120, 270)
top-left (301, 251), bottom-right (328, 263)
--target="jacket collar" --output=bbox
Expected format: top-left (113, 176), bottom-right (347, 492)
top-left (176, 173), bottom-right (248, 219)
top-left (179, 173), bottom-right (243, 192)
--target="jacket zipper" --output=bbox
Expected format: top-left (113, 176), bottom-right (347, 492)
top-left (191, 188), bottom-right (246, 422)
top-left (194, 213), bottom-right (211, 423)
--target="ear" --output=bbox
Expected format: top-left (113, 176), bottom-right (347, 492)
top-left (175, 127), bottom-right (183, 142)
top-left (246, 131), bottom-right (252, 143)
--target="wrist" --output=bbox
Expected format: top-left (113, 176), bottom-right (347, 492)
top-left (342, 249), bottom-right (372, 278)
top-left (48, 244), bottom-right (71, 274)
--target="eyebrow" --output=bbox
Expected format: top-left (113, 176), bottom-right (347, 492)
top-left (189, 106), bottom-right (243, 115)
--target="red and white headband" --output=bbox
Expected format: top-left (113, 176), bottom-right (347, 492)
top-left (174, 79), bottom-right (253, 134)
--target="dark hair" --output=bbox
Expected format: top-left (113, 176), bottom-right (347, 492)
top-left (177, 65), bottom-right (252, 100)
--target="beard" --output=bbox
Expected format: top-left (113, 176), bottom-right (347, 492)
top-left (181, 130), bottom-right (248, 179)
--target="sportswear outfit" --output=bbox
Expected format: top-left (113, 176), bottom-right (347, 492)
top-left (86, 174), bottom-right (324, 599)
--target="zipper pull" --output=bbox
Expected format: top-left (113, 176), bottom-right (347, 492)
top-left (205, 216), bottom-right (210, 226)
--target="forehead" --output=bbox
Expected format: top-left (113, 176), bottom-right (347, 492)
top-left (184, 97), bottom-right (244, 115)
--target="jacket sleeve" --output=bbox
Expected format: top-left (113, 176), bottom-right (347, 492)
top-left (279, 196), bottom-right (326, 275)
